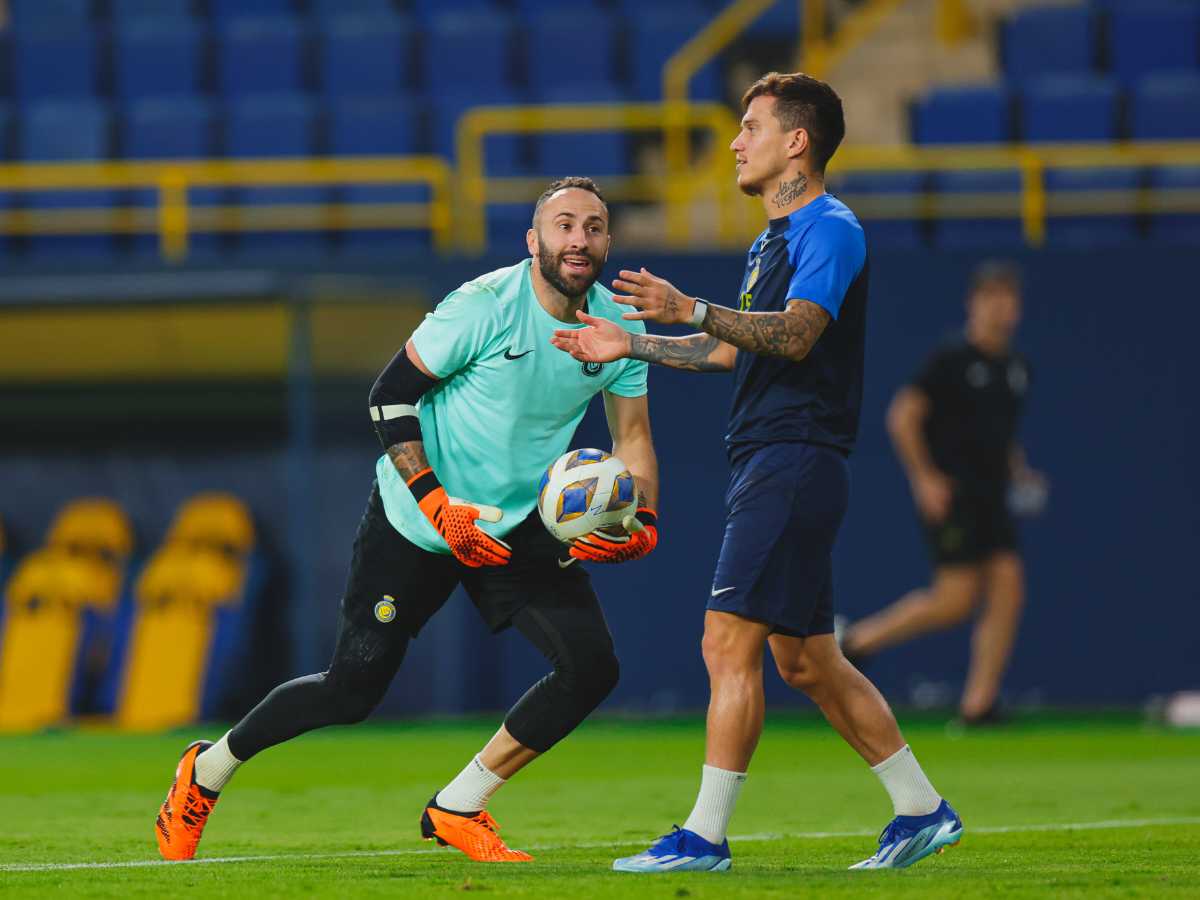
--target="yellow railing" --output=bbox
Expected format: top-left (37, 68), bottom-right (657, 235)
top-left (2, 131), bottom-right (1199, 257)
top-left (0, 156), bottom-right (453, 260)
top-left (829, 141), bottom-right (1200, 246)
top-left (454, 102), bottom-right (746, 252)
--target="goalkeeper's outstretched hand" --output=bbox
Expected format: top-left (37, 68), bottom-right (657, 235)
top-left (570, 508), bottom-right (658, 564)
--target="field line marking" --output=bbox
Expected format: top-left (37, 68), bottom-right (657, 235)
top-left (3, 815), bottom-right (1199, 874)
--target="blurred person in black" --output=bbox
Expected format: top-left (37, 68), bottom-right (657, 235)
top-left (840, 262), bottom-right (1046, 725)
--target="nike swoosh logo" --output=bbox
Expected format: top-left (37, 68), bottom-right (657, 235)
top-left (711, 586), bottom-right (736, 597)
top-left (558, 557), bottom-right (578, 568)
top-left (504, 348), bottom-right (534, 360)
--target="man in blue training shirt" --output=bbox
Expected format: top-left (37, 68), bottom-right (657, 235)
top-left (553, 72), bottom-right (962, 872)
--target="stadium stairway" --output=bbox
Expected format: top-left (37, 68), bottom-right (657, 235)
top-left (826, 0), bottom-right (1080, 146)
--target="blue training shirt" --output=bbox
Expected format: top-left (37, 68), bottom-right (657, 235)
top-left (725, 193), bottom-right (869, 456)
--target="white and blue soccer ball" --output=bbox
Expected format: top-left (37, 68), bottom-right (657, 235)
top-left (537, 448), bottom-right (638, 543)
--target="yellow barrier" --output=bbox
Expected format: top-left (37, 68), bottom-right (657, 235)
top-left (830, 141), bottom-right (1200, 246)
top-left (0, 156), bottom-right (453, 261)
top-left (454, 102), bottom-right (745, 252)
top-left (1, 132), bottom-right (1200, 254)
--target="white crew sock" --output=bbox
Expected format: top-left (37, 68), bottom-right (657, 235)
top-left (435, 755), bottom-right (506, 813)
top-left (682, 764), bottom-right (747, 845)
top-left (193, 732), bottom-right (242, 793)
top-left (871, 744), bottom-right (941, 816)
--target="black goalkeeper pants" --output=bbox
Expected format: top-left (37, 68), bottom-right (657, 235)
top-left (228, 483), bottom-right (619, 759)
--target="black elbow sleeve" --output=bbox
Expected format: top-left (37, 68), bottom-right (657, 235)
top-left (369, 349), bottom-right (437, 449)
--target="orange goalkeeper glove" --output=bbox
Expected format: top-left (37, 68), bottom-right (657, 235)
top-left (407, 468), bottom-right (512, 568)
top-left (569, 508), bottom-right (658, 564)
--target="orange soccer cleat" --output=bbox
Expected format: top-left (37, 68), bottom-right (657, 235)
top-left (420, 796), bottom-right (533, 862)
top-left (155, 740), bottom-right (219, 861)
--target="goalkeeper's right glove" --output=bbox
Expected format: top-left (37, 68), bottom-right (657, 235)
top-left (406, 467), bottom-right (512, 568)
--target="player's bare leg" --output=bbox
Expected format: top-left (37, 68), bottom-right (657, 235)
top-left (769, 633), bottom-right (903, 765)
top-left (614, 611), bottom-right (767, 872)
top-left (769, 632), bottom-right (962, 868)
top-left (477, 724), bottom-right (540, 778)
top-left (421, 724), bottom-right (538, 863)
top-left (960, 552), bottom-right (1024, 720)
top-left (700, 610), bottom-right (772, 771)
top-left (843, 565), bottom-right (983, 658)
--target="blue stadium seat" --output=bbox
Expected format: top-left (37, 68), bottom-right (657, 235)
top-left (515, 0), bottom-right (604, 16)
top-left (330, 98), bottom-right (430, 256)
top-left (630, 10), bottom-right (721, 101)
top-left (319, 13), bottom-right (413, 98)
top-left (226, 94), bottom-right (328, 259)
top-left (930, 170), bottom-right (1025, 249)
top-left (912, 84), bottom-right (1013, 144)
top-left (1021, 77), bottom-right (1120, 143)
top-left (433, 88), bottom-right (529, 174)
top-left (9, 0), bottom-right (92, 28)
top-left (1148, 166), bottom-right (1200, 244)
top-left (743, 0), bottom-right (801, 40)
top-left (1109, 5), bottom-right (1200, 83)
top-left (1131, 74), bottom-right (1200, 140)
top-left (209, 0), bottom-right (294, 22)
top-left (123, 96), bottom-right (216, 159)
top-left (122, 97), bottom-right (222, 259)
top-left (217, 16), bottom-right (309, 98)
top-left (534, 84), bottom-right (630, 177)
top-left (310, 0), bottom-right (399, 15)
top-left (20, 100), bottom-right (116, 261)
top-left (828, 171), bottom-right (927, 249)
top-left (111, 0), bottom-right (193, 20)
top-left (409, 0), bottom-right (495, 22)
top-left (113, 19), bottom-right (207, 102)
top-left (527, 12), bottom-right (615, 94)
top-left (1002, 6), bottom-right (1096, 84)
top-left (329, 96), bottom-right (422, 156)
top-left (1044, 168), bottom-right (1141, 247)
top-left (424, 12), bottom-right (515, 97)
top-left (12, 29), bottom-right (99, 103)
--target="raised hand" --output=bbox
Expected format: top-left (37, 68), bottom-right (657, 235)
top-left (550, 310), bottom-right (632, 362)
top-left (611, 268), bottom-right (698, 325)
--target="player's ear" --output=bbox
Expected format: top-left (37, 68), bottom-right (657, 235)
top-left (526, 227), bottom-right (538, 257)
top-left (787, 128), bottom-right (809, 160)
top-left (603, 234), bottom-right (611, 263)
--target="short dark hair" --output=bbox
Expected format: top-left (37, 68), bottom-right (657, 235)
top-left (532, 176), bottom-right (607, 227)
top-left (741, 72), bottom-right (845, 173)
top-left (969, 260), bottom-right (1022, 297)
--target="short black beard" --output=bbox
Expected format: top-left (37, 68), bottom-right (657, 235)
top-left (537, 243), bottom-right (598, 299)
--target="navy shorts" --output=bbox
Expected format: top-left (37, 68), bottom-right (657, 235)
top-left (708, 442), bottom-right (850, 637)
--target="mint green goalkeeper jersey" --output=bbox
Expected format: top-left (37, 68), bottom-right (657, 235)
top-left (376, 259), bottom-right (649, 554)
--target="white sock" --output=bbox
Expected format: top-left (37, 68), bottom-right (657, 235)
top-left (193, 732), bottom-right (242, 793)
top-left (682, 764), bottom-right (747, 845)
top-left (435, 755), bottom-right (506, 813)
top-left (871, 744), bottom-right (941, 816)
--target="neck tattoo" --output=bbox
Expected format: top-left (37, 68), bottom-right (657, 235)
top-left (772, 173), bottom-right (807, 208)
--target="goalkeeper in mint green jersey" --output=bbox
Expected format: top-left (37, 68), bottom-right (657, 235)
top-left (153, 178), bottom-right (661, 865)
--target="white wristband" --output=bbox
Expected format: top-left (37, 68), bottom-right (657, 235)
top-left (689, 298), bottom-right (709, 328)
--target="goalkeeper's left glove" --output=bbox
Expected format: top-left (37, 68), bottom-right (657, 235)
top-left (569, 508), bottom-right (658, 563)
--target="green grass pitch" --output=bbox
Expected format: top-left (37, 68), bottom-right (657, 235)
top-left (2, 712), bottom-right (1198, 897)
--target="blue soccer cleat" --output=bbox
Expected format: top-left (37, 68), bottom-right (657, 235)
top-left (850, 799), bottom-right (963, 870)
top-left (613, 826), bottom-right (732, 873)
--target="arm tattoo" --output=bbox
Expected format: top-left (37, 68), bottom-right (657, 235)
top-left (703, 300), bottom-right (830, 362)
top-left (772, 173), bottom-right (807, 208)
top-left (386, 440), bottom-right (430, 481)
top-left (629, 332), bottom-right (731, 372)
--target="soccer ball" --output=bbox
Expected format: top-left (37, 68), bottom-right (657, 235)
top-left (536, 449), bottom-right (638, 543)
